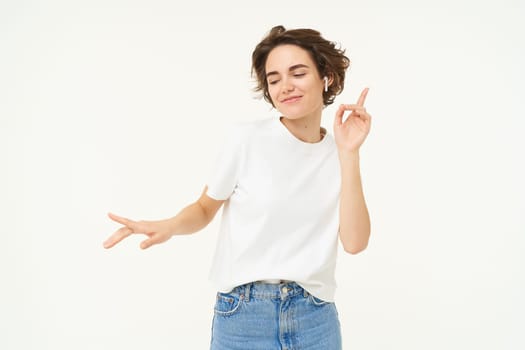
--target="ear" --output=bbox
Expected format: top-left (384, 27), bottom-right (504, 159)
top-left (327, 73), bottom-right (335, 87)
top-left (323, 73), bottom-right (334, 88)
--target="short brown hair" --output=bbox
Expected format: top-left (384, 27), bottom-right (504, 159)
top-left (251, 25), bottom-right (351, 107)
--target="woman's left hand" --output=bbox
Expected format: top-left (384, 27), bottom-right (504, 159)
top-left (333, 87), bottom-right (372, 154)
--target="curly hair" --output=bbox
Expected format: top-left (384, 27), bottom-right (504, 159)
top-left (251, 25), bottom-right (351, 107)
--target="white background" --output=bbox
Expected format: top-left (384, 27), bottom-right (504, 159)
top-left (1, 0), bottom-right (524, 349)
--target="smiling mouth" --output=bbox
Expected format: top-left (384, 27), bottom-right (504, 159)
top-left (281, 96), bottom-right (302, 103)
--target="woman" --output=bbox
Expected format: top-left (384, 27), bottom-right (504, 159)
top-left (103, 25), bottom-right (372, 349)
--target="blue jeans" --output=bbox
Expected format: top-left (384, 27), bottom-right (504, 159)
top-left (210, 281), bottom-right (342, 350)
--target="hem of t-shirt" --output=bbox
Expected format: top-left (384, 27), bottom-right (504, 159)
top-left (296, 282), bottom-right (336, 303)
top-left (210, 277), bottom-right (336, 303)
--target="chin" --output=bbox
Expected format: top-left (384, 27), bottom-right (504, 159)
top-left (276, 105), bottom-right (303, 116)
top-left (277, 102), bottom-right (321, 119)
top-left (279, 110), bottom-right (312, 120)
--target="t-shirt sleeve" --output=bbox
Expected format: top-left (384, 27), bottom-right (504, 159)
top-left (205, 122), bottom-right (243, 200)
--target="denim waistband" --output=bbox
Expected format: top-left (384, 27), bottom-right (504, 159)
top-left (230, 281), bottom-right (310, 302)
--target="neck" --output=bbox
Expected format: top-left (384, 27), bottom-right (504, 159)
top-left (279, 112), bottom-right (325, 143)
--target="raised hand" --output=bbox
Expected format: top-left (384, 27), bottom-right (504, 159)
top-left (333, 87), bottom-right (372, 154)
top-left (103, 212), bottom-right (173, 249)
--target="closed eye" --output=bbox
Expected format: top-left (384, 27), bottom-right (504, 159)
top-left (268, 72), bottom-right (306, 85)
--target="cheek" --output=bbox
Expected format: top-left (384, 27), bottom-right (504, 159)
top-left (268, 85), bottom-right (279, 100)
top-left (303, 78), bottom-right (323, 92)
top-left (288, 78), bottom-right (316, 95)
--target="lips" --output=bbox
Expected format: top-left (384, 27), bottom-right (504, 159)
top-left (281, 96), bottom-right (302, 103)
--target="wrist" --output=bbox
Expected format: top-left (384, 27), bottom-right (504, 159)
top-left (164, 217), bottom-right (178, 236)
top-left (338, 149), bottom-right (360, 160)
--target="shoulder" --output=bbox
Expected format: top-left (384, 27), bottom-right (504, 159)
top-left (227, 117), bottom-right (273, 143)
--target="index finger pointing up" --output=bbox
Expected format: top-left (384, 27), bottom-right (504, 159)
top-left (357, 87), bottom-right (369, 107)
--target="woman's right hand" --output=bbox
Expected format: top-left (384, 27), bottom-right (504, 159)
top-left (103, 212), bottom-right (173, 249)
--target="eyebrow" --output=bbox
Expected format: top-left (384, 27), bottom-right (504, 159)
top-left (266, 64), bottom-right (310, 78)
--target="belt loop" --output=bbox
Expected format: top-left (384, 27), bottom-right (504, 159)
top-left (244, 282), bottom-right (251, 302)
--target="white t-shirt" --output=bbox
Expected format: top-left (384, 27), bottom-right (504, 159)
top-left (206, 116), bottom-right (341, 302)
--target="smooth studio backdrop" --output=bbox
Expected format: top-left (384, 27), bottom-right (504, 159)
top-left (1, 0), bottom-right (524, 349)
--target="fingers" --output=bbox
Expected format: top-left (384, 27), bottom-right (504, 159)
top-left (103, 226), bottom-right (133, 249)
top-left (340, 104), bottom-right (366, 112)
top-left (357, 87), bottom-right (369, 106)
top-left (140, 238), bottom-right (156, 250)
top-left (107, 212), bottom-right (150, 233)
top-left (104, 212), bottom-right (146, 249)
top-left (335, 104), bottom-right (368, 126)
top-left (140, 232), bottom-right (168, 249)
top-left (105, 212), bottom-right (164, 249)
top-left (337, 104), bottom-right (371, 122)
top-left (334, 104), bottom-right (346, 127)
top-left (108, 212), bottom-right (134, 226)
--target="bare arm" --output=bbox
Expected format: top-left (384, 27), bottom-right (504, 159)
top-left (338, 151), bottom-right (371, 254)
top-left (103, 185), bottom-right (224, 249)
top-left (333, 88), bottom-right (372, 254)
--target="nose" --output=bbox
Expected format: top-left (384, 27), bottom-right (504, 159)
top-left (281, 79), bottom-right (294, 93)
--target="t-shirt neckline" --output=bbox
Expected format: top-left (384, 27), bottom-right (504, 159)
top-left (275, 116), bottom-right (329, 148)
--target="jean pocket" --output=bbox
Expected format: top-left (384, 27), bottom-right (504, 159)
top-left (308, 294), bottom-right (331, 306)
top-left (214, 291), bottom-right (244, 316)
